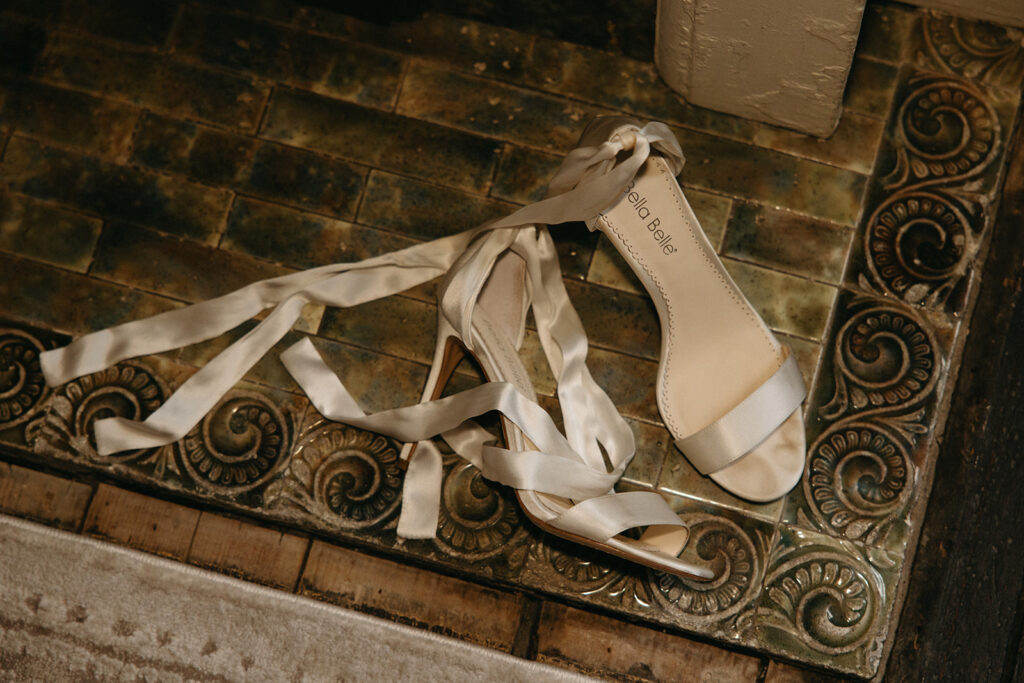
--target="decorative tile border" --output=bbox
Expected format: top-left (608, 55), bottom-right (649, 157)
top-left (0, 4), bottom-right (1022, 679)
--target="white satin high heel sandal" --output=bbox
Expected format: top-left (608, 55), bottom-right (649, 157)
top-left (38, 133), bottom-right (721, 580)
top-left (571, 117), bottom-right (807, 502)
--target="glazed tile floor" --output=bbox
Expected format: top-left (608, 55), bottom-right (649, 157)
top-left (1, 0), bottom-right (1022, 679)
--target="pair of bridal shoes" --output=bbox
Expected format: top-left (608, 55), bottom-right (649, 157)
top-left (39, 116), bottom-right (805, 580)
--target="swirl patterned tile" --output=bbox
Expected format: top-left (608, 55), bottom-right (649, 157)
top-left (750, 526), bottom-right (901, 678)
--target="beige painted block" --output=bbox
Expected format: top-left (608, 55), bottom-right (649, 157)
top-left (188, 512), bottom-right (309, 590)
top-left (656, 0), bottom-right (866, 137)
top-left (82, 484), bottom-right (199, 560)
top-left (300, 541), bottom-right (523, 652)
top-left (0, 462), bottom-right (92, 529)
top-left (536, 601), bottom-right (763, 680)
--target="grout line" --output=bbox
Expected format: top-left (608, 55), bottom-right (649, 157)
top-left (75, 483), bottom-right (100, 535)
top-left (755, 657), bottom-right (770, 683)
top-left (510, 596), bottom-right (543, 660)
top-left (292, 539), bottom-right (315, 595)
top-left (390, 57), bottom-right (411, 114)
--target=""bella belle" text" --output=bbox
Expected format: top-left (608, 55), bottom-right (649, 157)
top-left (623, 180), bottom-right (677, 255)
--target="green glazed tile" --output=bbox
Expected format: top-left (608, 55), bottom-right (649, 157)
top-left (304, 336), bottom-right (430, 413)
top-left (564, 279), bottom-right (659, 361)
top-left (261, 88), bottom-right (500, 194)
top-left (61, 0), bottom-right (178, 48)
top-left (843, 57), bottom-right (901, 119)
top-left (173, 8), bottom-right (403, 108)
top-left (396, 61), bottom-right (610, 152)
top-left (245, 143), bottom-right (366, 220)
top-left (295, 10), bottom-right (535, 84)
top-left (620, 419), bottom-right (671, 487)
top-left (722, 202), bottom-right (853, 284)
top-left (490, 144), bottom-right (563, 204)
top-left (41, 34), bottom-right (270, 129)
top-left (586, 346), bottom-right (659, 424)
top-left (548, 221), bottom-right (598, 282)
top-left (750, 112), bottom-right (884, 175)
top-left (774, 333), bottom-right (821, 391)
top-left (586, 188), bottom-right (732, 293)
top-left (91, 221), bottom-right (289, 303)
top-left (0, 251), bottom-right (181, 336)
top-left (0, 80), bottom-right (139, 159)
top-left (224, 197), bottom-right (417, 270)
top-left (317, 295), bottom-right (438, 366)
top-left (658, 446), bottom-right (785, 522)
top-left (723, 258), bottom-right (837, 341)
top-left (179, 322), bottom-right (305, 395)
top-left (133, 113), bottom-right (367, 219)
top-left (2, 137), bottom-right (232, 244)
top-left (131, 113), bottom-right (256, 187)
top-left (356, 171), bottom-right (515, 240)
top-left (754, 526), bottom-right (901, 678)
top-left (673, 127), bottom-right (868, 227)
top-left (0, 193), bottom-right (101, 272)
top-left (856, 2), bottom-right (917, 65)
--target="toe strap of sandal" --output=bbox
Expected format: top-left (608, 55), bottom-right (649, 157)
top-left (675, 352), bottom-right (806, 475)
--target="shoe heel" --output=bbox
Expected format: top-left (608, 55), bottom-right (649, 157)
top-left (399, 316), bottom-right (466, 465)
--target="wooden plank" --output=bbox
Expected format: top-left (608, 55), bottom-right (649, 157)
top-left (764, 660), bottom-right (842, 682)
top-left (883, 110), bottom-right (1024, 680)
top-left (0, 462), bottom-right (92, 529)
top-left (536, 601), bottom-right (764, 681)
top-left (82, 484), bottom-right (199, 560)
top-left (187, 512), bottom-right (309, 590)
top-left (299, 541), bottom-right (524, 652)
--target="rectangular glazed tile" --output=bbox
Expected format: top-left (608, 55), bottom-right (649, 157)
top-left (82, 484), bottom-right (200, 560)
top-left (131, 112), bottom-right (256, 187)
top-left (223, 197), bottom-right (417, 270)
top-left (173, 7), bottom-right (403, 108)
top-left (396, 61), bottom-right (610, 152)
top-left (188, 512), bottom-right (309, 590)
top-left (300, 540), bottom-right (524, 651)
top-left (564, 279), bottom-right (659, 361)
top-left (620, 419), bottom-right (672, 487)
top-left (91, 221), bottom-right (289, 303)
top-left (3, 137), bottom-right (232, 244)
top-left (132, 113), bottom-right (367, 219)
top-left (40, 33), bottom-right (269, 129)
top-left (318, 294), bottom-right (438, 365)
top-left (356, 170), bottom-right (516, 240)
top-left (722, 258), bottom-right (836, 341)
top-left (0, 193), bottom-right (102, 272)
top-left (750, 111), bottom-right (884, 175)
top-left (61, 0), bottom-right (178, 48)
top-left (586, 188), bottom-right (733, 293)
top-left (0, 251), bottom-right (182, 336)
top-left (178, 322), bottom-right (304, 394)
top-left (844, 57), bottom-right (901, 119)
top-left (0, 14), bottom-right (46, 78)
top-left (721, 202), bottom-right (854, 284)
top-left (301, 337), bottom-right (429, 413)
top-left (0, 462), bottom-right (93, 530)
top-left (490, 144), bottom-right (563, 204)
top-left (536, 601), bottom-right (763, 681)
top-left (260, 88), bottom-right (500, 194)
top-left (0, 80), bottom-right (139, 159)
top-left (775, 333), bottom-right (822, 391)
top-left (672, 126), bottom-right (868, 227)
top-left (294, 9), bottom-right (535, 84)
top-left (856, 3), bottom-right (917, 64)
top-left (587, 346), bottom-right (660, 424)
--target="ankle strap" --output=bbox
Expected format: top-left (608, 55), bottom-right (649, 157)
top-left (675, 352), bottom-right (805, 475)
